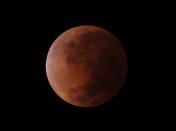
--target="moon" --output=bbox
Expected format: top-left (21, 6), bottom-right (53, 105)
top-left (46, 25), bottom-right (128, 107)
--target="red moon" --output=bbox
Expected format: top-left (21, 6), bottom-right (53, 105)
top-left (46, 25), bottom-right (128, 107)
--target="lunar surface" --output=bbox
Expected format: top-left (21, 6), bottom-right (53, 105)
top-left (46, 25), bottom-right (128, 107)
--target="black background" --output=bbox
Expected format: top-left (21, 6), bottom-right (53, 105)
top-left (1, 1), bottom-right (172, 130)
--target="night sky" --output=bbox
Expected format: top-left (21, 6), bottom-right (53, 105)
top-left (1, 1), bottom-right (171, 130)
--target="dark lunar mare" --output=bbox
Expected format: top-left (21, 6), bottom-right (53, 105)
top-left (65, 31), bottom-right (121, 105)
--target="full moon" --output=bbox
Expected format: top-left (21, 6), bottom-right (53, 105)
top-left (46, 25), bottom-right (128, 107)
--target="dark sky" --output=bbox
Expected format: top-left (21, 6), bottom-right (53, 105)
top-left (1, 1), bottom-right (171, 130)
